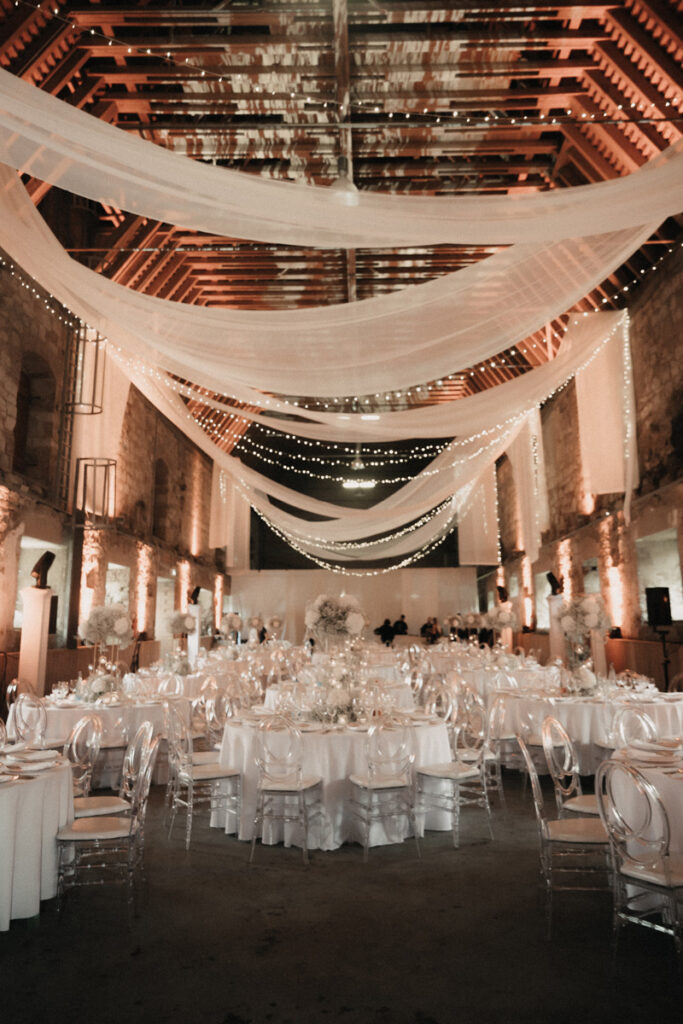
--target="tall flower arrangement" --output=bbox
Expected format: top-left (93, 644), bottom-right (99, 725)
top-left (305, 594), bottom-right (366, 639)
top-left (488, 603), bottom-right (519, 632)
top-left (79, 604), bottom-right (133, 647)
top-left (169, 610), bottom-right (197, 636)
top-left (220, 612), bottom-right (242, 637)
top-left (557, 594), bottom-right (611, 644)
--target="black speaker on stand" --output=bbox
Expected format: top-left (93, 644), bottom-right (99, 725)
top-left (645, 587), bottom-right (672, 690)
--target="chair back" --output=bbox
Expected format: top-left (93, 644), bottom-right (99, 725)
top-left (517, 735), bottom-right (548, 836)
top-left (365, 717), bottom-right (415, 784)
top-left (422, 681), bottom-right (454, 723)
top-left (0, 717), bottom-right (6, 748)
top-left (458, 689), bottom-right (487, 766)
top-left (158, 673), bottom-right (183, 698)
top-left (595, 759), bottom-right (670, 879)
top-left (120, 720), bottom-right (155, 802)
top-left (613, 706), bottom-right (657, 748)
top-left (165, 702), bottom-right (193, 777)
top-left (14, 694), bottom-right (47, 745)
top-left (255, 714), bottom-right (304, 787)
top-left (541, 715), bottom-right (581, 810)
top-left (63, 713), bottom-right (103, 797)
top-left (129, 734), bottom-right (161, 832)
top-left (206, 691), bottom-right (235, 747)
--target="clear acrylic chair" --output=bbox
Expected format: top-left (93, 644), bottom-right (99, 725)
top-left (251, 714), bottom-right (323, 864)
top-left (423, 681), bottom-right (459, 752)
top-left (158, 673), bottom-right (183, 698)
top-left (517, 736), bottom-right (610, 938)
top-left (349, 715), bottom-right (419, 862)
top-left (74, 721), bottom-right (155, 819)
top-left (417, 689), bottom-right (493, 848)
top-left (56, 733), bottom-right (160, 920)
top-left (595, 758), bottom-right (682, 958)
top-left (63, 713), bottom-right (104, 798)
top-left (541, 716), bottom-right (600, 817)
top-left (0, 716), bottom-right (6, 749)
top-left (14, 694), bottom-right (48, 746)
top-left (167, 702), bottom-right (241, 850)
top-left (483, 693), bottom-right (521, 807)
top-left (613, 706), bottom-right (657, 748)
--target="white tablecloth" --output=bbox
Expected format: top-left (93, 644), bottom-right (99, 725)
top-left (500, 692), bottom-right (683, 773)
top-left (0, 762), bottom-right (73, 930)
top-left (8, 697), bottom-right (191, 787)
top-left (216, 718), bottom-right (452, 851)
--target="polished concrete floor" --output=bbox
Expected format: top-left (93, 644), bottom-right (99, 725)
top-left (2, 772), bottom-right (680, 1024)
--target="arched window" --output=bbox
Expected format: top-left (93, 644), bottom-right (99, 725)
top-left (152, 458), bottom-right (170, 541)
top-left (12, 353), bottom-right (56, 485)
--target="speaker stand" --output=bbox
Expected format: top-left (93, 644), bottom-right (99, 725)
top-left (655, 628), bottom-right (671, 690)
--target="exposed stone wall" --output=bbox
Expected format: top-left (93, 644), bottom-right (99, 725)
top-left (117, 386), bottom-right (213, 557)
top-left (630, 243), bottom-right (683, 494)
top-left (495, 454), bottom-right (520, 561)
top-left (0, 257), bottom-right (227, 653)
top-left (496, 245), bottom-right (683, 656)
top-left (0, 253), bottom-right (70, 495)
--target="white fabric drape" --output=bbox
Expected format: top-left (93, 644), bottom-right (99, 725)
top-left (0, 67), bottom-right (681, 249)
top-left (0, 163), bottom-right (655, 398)
top-left (457, 464), bottom-right (500, 566)
top-left (575, 314), bottom-right (639, 511)
top-left (506, 408), bottom-right (551, 566)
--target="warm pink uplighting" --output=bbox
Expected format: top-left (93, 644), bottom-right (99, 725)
top-left (607, 566), bottom-right (625, 629)
top-left (558, 540), bottom-right (573, 599)
top-left (178, 560), bottom-right (190, 612)
top-left (79, 531), bottom-right (102, 623)
top-left (136, 543), bottom-right (153, 633)
top-left (214, 574), bottom-right (224, 630)
top-left (521, 557), bottom-right (533, 627)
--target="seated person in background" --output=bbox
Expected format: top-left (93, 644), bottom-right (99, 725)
top-left (425, 617), bottom-right (442, 645)
top-left (393, 614), bottom-right (408, 635)
top-left (374, 618), bottom-right (395, 646)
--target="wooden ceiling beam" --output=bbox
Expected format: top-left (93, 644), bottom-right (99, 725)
top-left (604, 7), bottom-right (683, 97)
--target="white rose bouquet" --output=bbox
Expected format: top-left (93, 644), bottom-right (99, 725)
top-left (556, 594), bottom-right (611, 644)
top-left (488, 603), bottom-right (519, 632)
top-left (221, 612), bottom-right (242, 635)
top-left (169, 610), bottom-right (197, 636)
top-left (463, 611), bottom-right (482, 631)
top-left (79, 604), bottom-right (133, 647)
top-left (305, 594), bottom-right (367, 639)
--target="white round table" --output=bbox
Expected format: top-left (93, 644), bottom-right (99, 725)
top-left (0, 761), bottom-right (73, 930)
top-left (216, 717), bottom-right (452, 851)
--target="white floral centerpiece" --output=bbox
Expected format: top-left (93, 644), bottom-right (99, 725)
top-left (488, 603), bottom-right (519, 633)
top-left (305, 594), bottom-right (366, 648)
top-left (463, 611), bottom-right (482, 632)
top-left (267, 615), bottom-right (283, 639)
top-left (220, 612), bottom-right (242, 641)
top-left (557, 594), bottom-right (611, 645)
top-left (169, 610), bottom-right (197, 636)
top-left (79, 604), bottom-right (133, 648)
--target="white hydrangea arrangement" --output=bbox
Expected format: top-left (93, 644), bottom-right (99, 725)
top-left (304, 594), bottom-right (366, 639)
top-left (463, 611), bottom-right (483, 631)
top-left (488, 603), bottom-right (519, 632)
top-left (557, 594), bottom-right (611, 644)
top-left (169, 610), bottom-right (197, 636)
top-left (79, 604), bottom-right (133, 647)
top-left (267, 615), bottom-right (283, 633)
top-left (221, 612), bottom-right (242, 635)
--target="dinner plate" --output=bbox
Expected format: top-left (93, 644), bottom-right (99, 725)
top-left (8, 749), bottom-right (61, 763)
top-left (627, 750), bottom-right (681, 766)
top-left (0, 773), bottom-right (20, 784)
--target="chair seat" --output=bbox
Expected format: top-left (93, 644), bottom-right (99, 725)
top-left (546, 816), bottom-right (608, 844)
top-left (57, 816), bottom-right (134, 842)
top-left (417, 762), bottom-right (480, 782)
top-left (179, 763), bottom-right (240, 783)
top-left (564, 793), bottom-right (600, 815)
top-left (259, 774), bottom-right (321, 793)
top-left (621, 853), bottom-right (683, 889)
top-left (73, 794), bottom-right (130, 818)
top-left (349, 772), bottom-right (410, 790)
top-left (192, 751), bottom-right (221, 765)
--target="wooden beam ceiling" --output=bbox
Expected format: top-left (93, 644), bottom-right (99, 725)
top-left (0, 0), bottom-right (681, 435)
